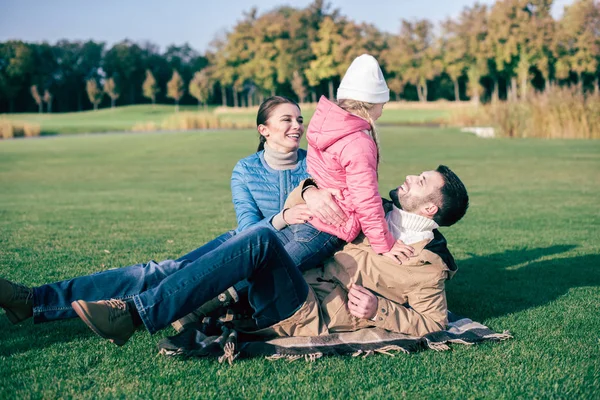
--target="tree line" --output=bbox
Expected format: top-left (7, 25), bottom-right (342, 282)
top-left (0, 0), bottom-right (598, 113)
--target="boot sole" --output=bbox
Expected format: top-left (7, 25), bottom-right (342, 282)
top-left (71, 301), bottom-right (126, 346)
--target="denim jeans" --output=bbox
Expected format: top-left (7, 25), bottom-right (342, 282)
top-left (32, 231), bottom-right (235, 322)
top-left (33, 223), bottom-right (343, 330)
top-left (274, 222), bottom-right (344, 272)
top-left (133, 227), bottom-right (309, 333)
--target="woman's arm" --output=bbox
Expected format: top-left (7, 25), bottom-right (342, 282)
top-left (231, 162), bottom-right (266, 231)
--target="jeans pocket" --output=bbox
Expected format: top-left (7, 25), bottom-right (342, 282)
top-left (289, 223), bottom-right (321, 243)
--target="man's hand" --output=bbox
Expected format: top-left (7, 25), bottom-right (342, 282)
top-left (347, 284), bottom-right (378, 320)
top-left (303, 186), bottom-right (347, 226)
top-left (381, 239), bottom-right (414, 264)
top-left (283, 204), bottom-right (313, 225)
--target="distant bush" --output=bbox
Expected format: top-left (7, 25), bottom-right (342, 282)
top-left (132, 112), bottom-right (255, 132)
top-left (0, 119), bottom-right (41, 139)
top-left (449, 88), bottom-right (600, 139)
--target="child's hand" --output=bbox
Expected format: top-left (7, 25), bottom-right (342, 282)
top-left (282, 204), bottom-right (314, 225)
top-left (381, 240), bottom-right (414, 264)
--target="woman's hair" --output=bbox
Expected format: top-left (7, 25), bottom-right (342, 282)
top-left (337, 99), bottom-right (381, 167)
top-left (256, 96), bottom-right (300, 152)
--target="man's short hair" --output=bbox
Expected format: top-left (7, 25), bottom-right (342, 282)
top-left (433, 165), bottom-right (469, 227)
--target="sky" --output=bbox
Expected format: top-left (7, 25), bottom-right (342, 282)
top-left (0, 0), bottom-right (574, 53)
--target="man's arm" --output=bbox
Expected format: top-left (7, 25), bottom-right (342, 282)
top-left (371, 279), bottom-right (448, 337)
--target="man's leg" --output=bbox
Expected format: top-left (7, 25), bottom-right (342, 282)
top-left (31, 231), bottom-right (236, 323)
top-left (32, 259), bottom-right (192, 323)
top-left (127, 227), bottom-right (308, 334)
top-left (175, 231), bottom-right (235, 262)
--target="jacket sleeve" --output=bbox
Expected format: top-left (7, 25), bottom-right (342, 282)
top-left (231, 162), bottom-right (265, 232)
top-left (339, 136), bottom-right (395, 253)
top-left (370, 276), bottom-right (448, 336)
top-left (283, 179), bottom-right (316, 209)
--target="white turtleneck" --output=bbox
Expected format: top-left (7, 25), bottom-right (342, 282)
top-left (385, 206), bottom-right (439, 245)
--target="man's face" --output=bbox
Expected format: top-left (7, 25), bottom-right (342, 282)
top-left (389, 170), bottom-right (445, 217)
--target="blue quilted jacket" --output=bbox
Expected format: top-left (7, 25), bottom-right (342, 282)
top-left (231, 149), bottom-right (309, 232)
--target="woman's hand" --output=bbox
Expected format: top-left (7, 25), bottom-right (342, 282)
top-left (303, 187), bottom-right (348, 226)
top-left (381, 239), bottom-right (414, 264)
top-left (282, 204), bottom-right (314, 225)
top-left (347, 284), bottom-right (378, 320)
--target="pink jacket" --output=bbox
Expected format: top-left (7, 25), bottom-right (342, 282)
top-left (306, 96), bottom-right (395, 253)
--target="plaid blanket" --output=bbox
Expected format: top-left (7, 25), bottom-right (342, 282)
top-left (157, 312), bottom-right (512, 364)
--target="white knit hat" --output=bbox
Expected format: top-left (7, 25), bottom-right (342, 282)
top-left (337, 54), bottom-right (389, 104)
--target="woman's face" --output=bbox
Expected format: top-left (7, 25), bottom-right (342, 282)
top-left (258, 103), bottom-right (304, 153)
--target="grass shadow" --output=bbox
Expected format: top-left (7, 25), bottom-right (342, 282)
top-left (447, 245), bottom-right (600, 321)
top-left (0, 318), bottom-right (96, 356)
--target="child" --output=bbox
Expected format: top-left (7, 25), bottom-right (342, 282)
top-left (306, 54), bottom-right (406, 260)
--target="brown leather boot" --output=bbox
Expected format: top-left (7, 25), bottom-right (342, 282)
top-left (171, 287), bottom-right (238, 332)
top-left (0, 278), bottom-right (34, 324)
top-left (71, 299), bottom-right (136, 346)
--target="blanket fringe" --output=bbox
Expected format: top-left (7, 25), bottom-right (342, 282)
top-left (484, 330), bottom-right (513, 341)
top-left (427, 342), bottom-right (451, 351)
top-left (265, 352), bottom-right (323, 362)
top-left (375, 345), bottom-right (410, 356)
top-left (305, 353), bottom-right (323, 362)
top-left (218, 341), bottom-right (238, 365)
top-left (158, 348), bottom-right (184, 357)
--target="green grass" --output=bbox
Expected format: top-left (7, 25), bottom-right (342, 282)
top-left (2, 103), bottom-right (453, 135)
top-left (1, 127), bottom-right (599, 398)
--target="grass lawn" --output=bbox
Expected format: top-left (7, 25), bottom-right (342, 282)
top-left (1, 127), bottom-right (599, 398)
top-left (1, 104), bottom-right (209, 135)
top-left (2, 103), bottom-right (454, 135)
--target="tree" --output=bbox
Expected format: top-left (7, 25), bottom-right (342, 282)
top-left (103, 77), bottom-right (120, 108)
top-left (555, 0), bottom-right (600, 93)
top-left (441, 17), bottom-right (469, 101)
top-left (457, 3), bottom-right (490, 103)
top-left (306, 16), bottom-right (343, 99)
top-left (103, 40), bottom-right (144, 105)
top-left (0, 41), bottom-right (34, 112)
top-left (142, 69), bottom-right (159, 107)
top-left (387, 20), bottom-right (442, 102)
top-left (43, 89), bottom-right (52, 113)
top-left (50, 40), bottom-right (104, 112)
top-left (30, 84), bottom-right (42, 113)
top-left (86, 78), bottom-right (103, 110)
top-left (189, 69), bottom-right (211, 110)
top-left (387, 77), bottom-right (404, 101)
top-left (291, 70), bottom-right (307, 102)
top-left (487, 0), bottom-right (554, 101)
top-left (167, 70), bottom-right (185, 112)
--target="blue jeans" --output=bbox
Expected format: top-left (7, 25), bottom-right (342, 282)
top-left (275, 222), bottom-right (344, 272)
top-left (33, 231), bottom-right (235, 322)
top-left (33, 224), bottom-right (343, 328)
top-left (133, 228), bottom-right (309, 333)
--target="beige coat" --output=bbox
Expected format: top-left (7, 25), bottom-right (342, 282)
top-left (260, 184), bottom-right (457, 338)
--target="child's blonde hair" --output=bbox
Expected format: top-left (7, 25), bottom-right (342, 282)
top-left (337, 99), bottom-right (381, 167)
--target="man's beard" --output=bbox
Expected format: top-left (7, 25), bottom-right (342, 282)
top-left (389, 189), bottom-right (402, 209)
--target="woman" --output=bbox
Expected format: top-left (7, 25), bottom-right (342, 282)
top-left (0, 96), bottom-right (345, 326)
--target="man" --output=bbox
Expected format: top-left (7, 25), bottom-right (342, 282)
top-left (1, 165), bottom-right (468, 345)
